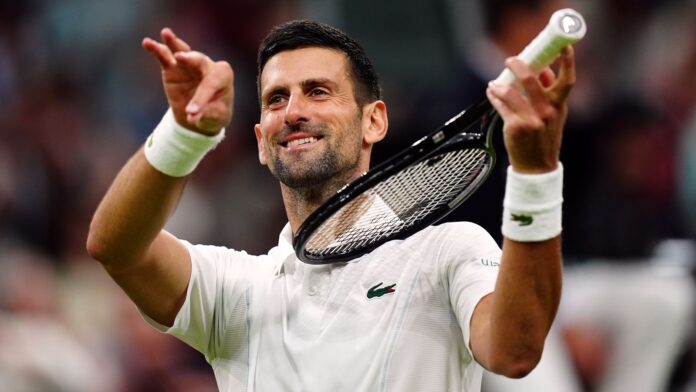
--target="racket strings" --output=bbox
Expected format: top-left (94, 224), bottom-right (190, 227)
top-left (304, 147), bottom-right (491, 258)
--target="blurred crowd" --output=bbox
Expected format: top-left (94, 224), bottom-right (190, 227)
top-left (0, 0), bottom-right (695, 391)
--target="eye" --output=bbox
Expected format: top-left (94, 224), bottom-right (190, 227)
top-left (309, 88), bottom-right (328, 97)
top-left (267, 94), bottom-right (287, 108)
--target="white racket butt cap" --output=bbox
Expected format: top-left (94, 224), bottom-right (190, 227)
top-left (495, 8), bottom-right (587, 86)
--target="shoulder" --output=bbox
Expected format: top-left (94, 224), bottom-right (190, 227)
top-left (407, 222), bottom-right (501, 274)
top-left (181, 240), bottom-right (282, 276)
top-left (415, 221), bottom-right (493, 239)
top-left (406, 222), bottom-right (499, 253)
top-left (366, 222), bottom-right (500, 272)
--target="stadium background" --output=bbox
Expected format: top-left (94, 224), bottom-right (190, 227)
top-left (0, 0), bottom-right (695, 390)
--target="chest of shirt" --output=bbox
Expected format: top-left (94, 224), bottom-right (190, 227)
top-left (265, 240), bottom-right (448, 341)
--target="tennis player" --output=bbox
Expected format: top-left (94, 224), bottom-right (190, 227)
top-left (87, 20), bottom-right (575, 391)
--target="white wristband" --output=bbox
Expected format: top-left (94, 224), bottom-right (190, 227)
top-left (502, 164), bottom-right (563, 242)
top-left (144, 109), bottom-right (225, 177)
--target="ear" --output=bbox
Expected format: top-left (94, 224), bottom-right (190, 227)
top-left (254, 124), bottom-right (268, 165)
top-left (362, 100), bottom-right (388, 146)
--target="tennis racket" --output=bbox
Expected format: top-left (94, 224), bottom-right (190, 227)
top-left (293, 8), bottom-right (587, 264)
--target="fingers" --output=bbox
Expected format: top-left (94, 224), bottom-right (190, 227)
top-left (550, 46), bottom-right (576, 103)
top-left (488, 50), bottom-right (573, 173)
top-left (503, 58), bottom-right (559, 124)
top-left (142, 28), bottom-right (234, 133)
top-left (487, 82), bottom-right (545, 132)
top-left (504, 57), bottom-right (547, 108)
top-left (172, 52), bottom-right (219, 116)
top-left (142, 37), bottom-right (176, 68)
top-left (173, 51), bottom-right (211, 79)
top-left (486, 86), bottom-right (513, 118)
top-left (141, 28), bottom-right (193, 69)
top-left (493, 47), bottom-right (576, 126)
top-left (502, 46), bottom-right (576, 107)
top-left (191, 99), bottom-right (234, 132)
top-left (539, 67), bottom-right (556, 89)
top-left (489, 60), bottom-right (546, 127)
top-left (161, 28), bottom-right (192, 53)
top-left (186, 61), bottom-right (234, 127)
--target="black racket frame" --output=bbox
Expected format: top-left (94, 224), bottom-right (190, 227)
top-left (293, 99), bottom-right (501, 264)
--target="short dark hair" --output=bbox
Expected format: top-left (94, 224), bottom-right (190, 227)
top-left (257, 20), bottom-right (382, 106)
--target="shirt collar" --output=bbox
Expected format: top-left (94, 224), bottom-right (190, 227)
top-left (277, 222), bottom-right (294, 252)
top-left (275, 223), bottom-right (298, 276)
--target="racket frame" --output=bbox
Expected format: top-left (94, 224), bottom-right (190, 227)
top-left (293, 99), bottom-right (500, 263)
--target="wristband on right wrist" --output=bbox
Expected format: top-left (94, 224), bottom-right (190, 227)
top-left (144, 108), bottom-right (225, 177)
top-left (501, 164), bottom-right (564, 242)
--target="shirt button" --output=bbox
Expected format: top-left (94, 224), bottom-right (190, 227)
top-left (307, 286), bottom-right (317, 296)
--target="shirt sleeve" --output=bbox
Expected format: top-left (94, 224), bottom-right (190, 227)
top-left (139, 240), bottom-right (268, 361)
top-left (435, 222), bottom-right (501, 358)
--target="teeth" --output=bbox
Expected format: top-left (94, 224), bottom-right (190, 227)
top-left (286, 137), bottom-right (318, 147)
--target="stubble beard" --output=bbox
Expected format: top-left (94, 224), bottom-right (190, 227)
top-left (274, 147), bottom-right (347, 188)
top-left (270, 123), bottom-right (362, 203)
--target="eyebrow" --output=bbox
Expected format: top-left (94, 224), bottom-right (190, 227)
top-left (262, 78), bottom-right (338, 102)
top-left (300, 78), bottom-right (335, 90)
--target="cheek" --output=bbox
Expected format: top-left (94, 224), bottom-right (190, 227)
top-left (256, 131), bottom-right (276, 167)
top-left (261, 134), bottom-right (276, 162)
top-left (259, 115), bottom-right (282, 147)
top-left (347, 112), bottom-right (366, 147)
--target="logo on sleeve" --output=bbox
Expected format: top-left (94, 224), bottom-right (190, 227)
top-left (367, 282), bottom-right (396, 299)
top-left (480, 259), bottom-right (500, 267)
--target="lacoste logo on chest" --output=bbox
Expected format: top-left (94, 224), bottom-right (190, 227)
top-left (367, 282), bottom-right (396, 299)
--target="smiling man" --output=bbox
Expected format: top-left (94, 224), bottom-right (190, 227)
top-left (256, 44), bottom-right (388, 231)
top-left (87, 20), bottom-right (575, 391)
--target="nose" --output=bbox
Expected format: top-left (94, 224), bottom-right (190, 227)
top-left (284, 94), bottom-right (309, 126)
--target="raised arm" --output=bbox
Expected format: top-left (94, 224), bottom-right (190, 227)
top-left (86, 28), bottom-right (233, 327)
top-left (469, 46), bottom-right (575, 377)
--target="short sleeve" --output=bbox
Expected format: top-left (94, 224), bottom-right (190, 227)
top-left (435, 222), bottom-right (501, 357)
top-left (140, 240), bottom-right (269, 360)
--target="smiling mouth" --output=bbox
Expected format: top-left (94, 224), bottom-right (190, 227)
top-left (282, 136), bottom-right (322, 148)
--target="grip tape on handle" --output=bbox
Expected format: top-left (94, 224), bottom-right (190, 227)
top-left (494, 8), bottom-right (587, 85)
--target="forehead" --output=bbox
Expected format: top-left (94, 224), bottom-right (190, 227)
top-left (260, 47), bottom-right (351, 92)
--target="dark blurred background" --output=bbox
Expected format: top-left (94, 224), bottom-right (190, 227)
top-left (0, 0), bottom-right (695, 391)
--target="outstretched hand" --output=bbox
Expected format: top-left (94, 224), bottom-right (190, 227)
top-left (142, 28), bottom-right (234, 135)
top-left (486, 46), bottom-right (575, 174)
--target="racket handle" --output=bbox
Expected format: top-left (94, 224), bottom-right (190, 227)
top-left (494, 8), bottom-right (587, 85)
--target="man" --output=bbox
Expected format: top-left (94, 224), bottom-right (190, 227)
top-left (87, 20), bottom-right (575, 391)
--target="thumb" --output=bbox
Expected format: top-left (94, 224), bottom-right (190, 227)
top-left (549, 46), bottom-right (576, 105)
top-left (186, 61), bottom-right (234, 131)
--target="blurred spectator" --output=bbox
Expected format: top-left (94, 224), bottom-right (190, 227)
top-left (566, 97), bottom-right (691, 258)
top-left (0, 243), bottom-right (120, 391)
top-left (560, 250), bottom-right (695, 392)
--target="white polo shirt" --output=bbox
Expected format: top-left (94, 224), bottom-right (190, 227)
top-left (144, 221), bottom-right (501, 391)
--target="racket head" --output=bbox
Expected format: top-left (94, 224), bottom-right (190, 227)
top-left (293, 100), bottom-right (501, 264)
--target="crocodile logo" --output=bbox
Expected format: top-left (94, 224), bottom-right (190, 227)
top-left (367, 282), bottom-right (396, 299)
top-left (511, 213), bottom-right (533, 226)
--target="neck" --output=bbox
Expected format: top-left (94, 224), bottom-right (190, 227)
top-left (282, 170), bottom-right (361, 234)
